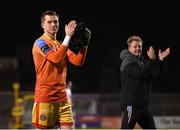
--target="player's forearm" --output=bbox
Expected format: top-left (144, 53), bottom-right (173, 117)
top-left (46, 45), bottom-right (68, 63)
top-left (69, 47), bottom-right (87, 66)
top-left (46, 35), bottom-right (72, 63)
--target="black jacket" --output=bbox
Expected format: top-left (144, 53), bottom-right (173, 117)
top-left (120, 49), bottom-right (162, 109)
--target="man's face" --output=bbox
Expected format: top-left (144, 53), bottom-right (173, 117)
top-left (41, 15), bottom-right (59, 35)
top-left (128, 41), bottom-right (142, 57)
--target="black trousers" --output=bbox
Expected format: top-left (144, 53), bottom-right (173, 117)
top-left (121, 105), bottom-right (156, 129)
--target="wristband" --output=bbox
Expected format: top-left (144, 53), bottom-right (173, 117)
top-left (62, 35), bottom-right (71, 47)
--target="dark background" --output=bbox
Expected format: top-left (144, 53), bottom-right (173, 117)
top-left (0, 0), bottom-right (179, 93)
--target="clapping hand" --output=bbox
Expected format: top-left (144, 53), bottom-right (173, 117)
top-left (158, 48), bottom-right (170, 61)
top-left (147, 46), bottom-right (156, 60)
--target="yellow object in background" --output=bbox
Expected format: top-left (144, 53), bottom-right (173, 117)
top-left (11, 82), bottom-right (24, 129)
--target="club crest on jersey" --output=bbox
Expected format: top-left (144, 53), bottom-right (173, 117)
top-left (40, 114), bottom-right (47, 121)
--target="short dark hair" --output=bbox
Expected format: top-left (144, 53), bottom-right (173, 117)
top-left (40, 10), bottom-right (59, 23)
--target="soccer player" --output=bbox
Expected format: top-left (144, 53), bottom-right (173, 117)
top-left (120, 35), bottom-right (170, 129)
top-left (32, 10), bottom-right (91, 129)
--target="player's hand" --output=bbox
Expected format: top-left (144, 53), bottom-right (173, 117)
top-left (147, 46), bottom-right (156, 60)
top-left (69, 22), bottom-right (91, 53)
top-left (158, 48), bottom-right (170, 61)
top-left (65, 20), bottom-right (77, 37)
top-left (53, 43), bottom-right (60, 51)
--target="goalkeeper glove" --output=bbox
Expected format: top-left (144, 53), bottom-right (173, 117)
top-left (82, 27), bottom-right (91, 47)
top-left (69, 22), bottom-right (91, 52)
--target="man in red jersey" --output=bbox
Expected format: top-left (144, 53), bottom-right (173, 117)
top-left (32, 10), bottom-right (91, 129)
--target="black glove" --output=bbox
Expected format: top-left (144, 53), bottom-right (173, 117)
top-left (69, 22), bottom-right (91, 53)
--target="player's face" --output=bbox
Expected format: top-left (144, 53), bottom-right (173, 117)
top-left (42, 15), bottom-right (59, 35)
top-left (128, 41), bottom-right (142, 57)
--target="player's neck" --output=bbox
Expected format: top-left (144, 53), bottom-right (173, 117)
top-left (44, 32), bottom-right (56, 41)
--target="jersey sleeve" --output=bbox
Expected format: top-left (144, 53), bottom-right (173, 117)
top-left (67, 47), bottom-right (87, 66)
top-left (35, 39), bottom-right (53, 57)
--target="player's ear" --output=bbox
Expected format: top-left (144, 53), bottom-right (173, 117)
top-left (41, 22), bottom-right (44, 29)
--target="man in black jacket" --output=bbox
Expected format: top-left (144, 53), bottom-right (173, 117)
top-left (120, 35), bottom-right (170, 129)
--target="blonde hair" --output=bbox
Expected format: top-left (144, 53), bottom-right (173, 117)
top-left (127, 35), bottom-right (143, 46)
